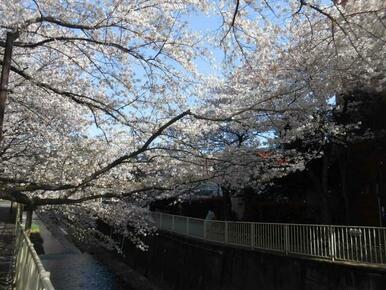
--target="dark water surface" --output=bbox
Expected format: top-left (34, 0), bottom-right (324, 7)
top-left (37, 219), bottom-right (122, 290)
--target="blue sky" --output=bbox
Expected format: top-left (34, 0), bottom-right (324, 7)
top-left (88, 1), bottom-right (339, 137)
top-left (183, 11), bottom-right (225, 76)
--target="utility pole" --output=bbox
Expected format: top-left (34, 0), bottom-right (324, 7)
top-left (0, 31), bottom-right (19, 142)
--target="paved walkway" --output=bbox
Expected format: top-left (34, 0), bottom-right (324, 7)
top-left (0, 200), bottom-right (16, 290)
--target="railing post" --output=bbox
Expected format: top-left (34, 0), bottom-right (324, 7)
top-left (285, 224), bottom-right (289, 255)
top-left (329, 225), bottom-right (336, 261)
top-left (172, 215), bottom-right (175, 231)
top-left (186, 217), bottom-right (190, 236)
top-left (204, 220), bottom-right (207, 239)
top-left (250, 223), bottom-right (255, 248)
top-left (160, 212), bottom-right (163, 229)
top-left (225, 221), bottom-right (228, 244)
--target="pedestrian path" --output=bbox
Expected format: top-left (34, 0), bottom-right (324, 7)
top-left (0, 201), bottom-right (16, 290)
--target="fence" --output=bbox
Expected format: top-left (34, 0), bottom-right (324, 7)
top-left (14, 208), bottom-right (55, 290)
top-left (151, 212), bottom-right (386, 267)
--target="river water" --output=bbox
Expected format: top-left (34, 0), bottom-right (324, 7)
top-left (36, 219), bottom-right (123, 290)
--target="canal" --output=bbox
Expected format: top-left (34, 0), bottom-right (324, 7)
top-left (35, 217), bottom-right (125, 290)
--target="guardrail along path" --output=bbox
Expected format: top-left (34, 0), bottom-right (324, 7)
top-left (152, 212), bottom-right (386, 268)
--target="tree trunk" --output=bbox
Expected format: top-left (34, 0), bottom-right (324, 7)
top-left (338, 149), bottom-right (350, 224)
top-left (307, 153), bottom-right (331, 224)
top-left (222, 186), bottom-right (231, 220)
top-left (19, 204), bottom-right (23, 223)
top-left (0, 31), bottom-right (18, 142)
top-left (25, 208), bottom-right (33, 233)
top-left (322, 152), bottom-right (331, 224)
top-left (321, 153), bottom-right (331, 224)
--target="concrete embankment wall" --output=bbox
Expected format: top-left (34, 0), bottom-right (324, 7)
top-left (121, 232), bottom-right (386, 290)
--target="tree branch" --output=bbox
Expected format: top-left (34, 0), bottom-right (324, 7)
top-left (1, 110), bottom-right (190, 193)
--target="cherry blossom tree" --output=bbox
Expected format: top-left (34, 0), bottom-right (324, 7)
top-left (191, 0), bottom-right (385, 222)
top-left (0, 0), bottom-right (385, 243)
top-left (0, 0), bottom-right (216, 244)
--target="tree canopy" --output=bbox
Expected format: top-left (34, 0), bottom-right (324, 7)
top-left (0, 0), bottom-right (385, 246)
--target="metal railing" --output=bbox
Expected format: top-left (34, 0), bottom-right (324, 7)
top-left (14, 211), bottom-right (55, 289)
top-left (151, 212), bottom-right (386, 267)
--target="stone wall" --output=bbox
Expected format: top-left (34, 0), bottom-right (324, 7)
top-left (121, 232), bottom-right (386, 290)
